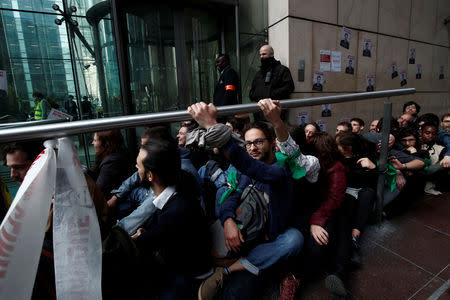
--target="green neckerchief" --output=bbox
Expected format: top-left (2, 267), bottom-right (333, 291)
top-left (420, 157), bottom-right (431, 173)
top-left (275, 148), bottom-right (306, 180)
top-left (377, 161), bottom-right (397, 192)
top-left (218, 170), bottom-right (243, 206)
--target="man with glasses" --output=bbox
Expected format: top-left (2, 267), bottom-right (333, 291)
top-left (189, 102), bottom-right (305, 300)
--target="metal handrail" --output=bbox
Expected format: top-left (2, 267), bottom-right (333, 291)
top-left (0, 88), bottom-right (415, 143)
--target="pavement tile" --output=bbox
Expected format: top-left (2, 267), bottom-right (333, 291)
top-left (409, 277), bottom-right (447, 300)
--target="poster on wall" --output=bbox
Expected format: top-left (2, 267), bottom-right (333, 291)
top-left (366, 75), bottom-right (375, 92)
top-left (331, 51), bottom-right (341, 72)
top-left (340, 27), bottom-right (351, 49)
top-left (391, 62), bottom-right (398, 79)
top-left (0, 70), bottom-right (7, 98)
top-left (416, 64), bottom-right (422, 79)
top-left (439, 66), bottom-right (445, 79)
top-left (362, 38), bottom-right (372, 57)
top-left (345, 55), bottom-right (355, 75)
top-left (297, 111), bottom-right (309, 126)
top-left (321, 104), bottom-right (332, 117)
top-left (320, 50), bottom-right (331, 71)
top-left (400, 70), bottom-right (407, 86)
top-left (312, 71), bottom-right (324, 91)
top-left (409, 48), bottom-right (416, 64)
top-left (316, 119), bottom-right (327, 132)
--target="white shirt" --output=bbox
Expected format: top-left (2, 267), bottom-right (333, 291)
top-left (152, 186), bottom-right (176, 210)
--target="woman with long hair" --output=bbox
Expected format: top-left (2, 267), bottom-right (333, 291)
top-left (92, 130), bottom-right (132, 200)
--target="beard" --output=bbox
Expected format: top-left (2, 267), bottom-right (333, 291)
top-left (261, 57), bottom-right (275, 69)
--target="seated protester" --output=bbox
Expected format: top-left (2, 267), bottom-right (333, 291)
top-left (179, 120), bottom-right (209, 170)
top-left (350, 118), bottom-right (365, 134)
top-left (375, 116), bottom-right (401, 149)
top-left (397, 126), bottom-right (428, 159)
top-left (280, 132), bottom-right (347, 299)
top-left (188, 102), bottom-right (303, 300)
top-left (132, 139), bottom-right (212, 299)
top-left (336, 121), bottom-right (351, 135)
top-left (107, 126), bottom-right (202, 235)
top-left (397, 113), bottom-right (415, 128)
top-left (421, 122), bottom-right (448, 194)
top-left (225, 116), bottom-right (246, 137)
top-left (402, 101), bottom-right (421, 124)
top-left (417, 113), bottom-right (440, 130)
top-left (437, 113), bottom-right (450, 169)
top-left (91, 130), bottom-right (133, 201)
top-left (330, 132), bottom-right (379, 295)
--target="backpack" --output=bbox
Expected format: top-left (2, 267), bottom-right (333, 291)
top-left (210, 184), bottom-right (268, 259)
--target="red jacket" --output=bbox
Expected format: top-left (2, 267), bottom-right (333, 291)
top-left (310, 161), bottom-right (347, 227)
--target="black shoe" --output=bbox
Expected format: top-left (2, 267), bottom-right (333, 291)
top-left (350, 236), bottom-right (362, 266)
top-left (325, 274), bottom-right (347, 297)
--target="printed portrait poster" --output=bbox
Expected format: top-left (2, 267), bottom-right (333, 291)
top-left (316, 119), bottom-right (327, 132)
top-left (409, 48), bottom-right (416, 64)
top-left (340, 27), bottom-right (351, 49)
top-left (297, 111), bottom-right (310, 126)
top-left (366, 75), bottom-right (375, 92)
top-left (320, 50), bottom-right (331, 72)
top-left (345, 55), bottom-right (355, 75)
top-left (416, 64), bottom-right (422, 79)
top-left (439, 66), bottom-right (444, 79)
top-left (362, 38), bottom-right (372, 57)
top-left (400, 70), bottom-right (407, 86)
top-left (312, 71), bottom-right (324, 92)
top-left (321, 104), bottom-right (332, 117)
top-left (391, 62), bottom-right (398, 79)
top-left (331, 51), bottom-right (341, 72)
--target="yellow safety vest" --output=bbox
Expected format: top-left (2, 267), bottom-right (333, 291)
top-left (34, 100), bottom-right (43, 120)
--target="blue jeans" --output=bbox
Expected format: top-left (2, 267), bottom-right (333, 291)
top-left (239, 228), bottom-right (303, 275)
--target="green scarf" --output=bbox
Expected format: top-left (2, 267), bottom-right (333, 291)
top-left (382, 161), bottom-right (398, 192)
top-left (218, 170), bottom-right (243, 206)
top-left (275, 149), bottom-right (306, 180)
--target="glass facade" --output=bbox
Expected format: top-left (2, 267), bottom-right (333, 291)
top-left (0, 0), bottom-right (268, 197)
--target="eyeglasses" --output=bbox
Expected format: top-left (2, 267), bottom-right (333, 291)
top-left (245, 138), bottom-right (267, 149)
top-left (401, 138), bottom-right (416, 143)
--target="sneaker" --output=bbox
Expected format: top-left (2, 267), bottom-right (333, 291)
top-left (325, 274), bottom-right (347, 297)
top-left (279, 272), bottom-right (300, 300)
top-left (198, 267), bottom-right (225, 300)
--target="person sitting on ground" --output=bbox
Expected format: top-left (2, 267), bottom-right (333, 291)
top-left (131, 139), bottom-right (212, 299)
top-left (397, 113), bottom-right (414, 128)
top-left (397, 126), bottom-right (428, 159)
top-left (420, 122), bottom-right (448, 195)
top-left (107, 126), bottom-right (202, 234)
top-left (91, 130), bottom-right (132, 203)
top-left (417, 113), bottom-right (439, 130)
top-left (350, 118), bottom-right (365, 134)
top-left (436, 113), bottom-right (450, 169)
top-left (369, 119), bottom-right (379, 132)
top-left (280, 132), bottom-right (347, 300)
top-left (188, 102), bottom-right (303, 300)
top-left (336, 121), bottom-right (351, 135)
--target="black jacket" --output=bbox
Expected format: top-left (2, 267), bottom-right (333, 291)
top-left (249, 59), bottom-right (294, 102)
top-left (213, 65), bottom-right (240, 106)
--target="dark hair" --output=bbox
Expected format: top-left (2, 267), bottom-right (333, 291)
top-left (398, 126), bottom-right (419, 144)
top-left (1, 141), bottom-right (43, 162)
top-left (180, 120), bottom-right (198, 131)
top-left (421, 122), bottom-right (438, 131)
top-left (309, 132), bottom-right (342, 170)
top-left (94, 130), bottom-right (125, 171)
top-left (350, 117), bottom-right (365, 127)
top-left (305, 122), bottom-right (321, 133)
top-left (216, 54), bottom-right (230, 64)
top-left (442, 113), bottom-right (450, 122)
top-left (226, 117), bottom-right (246, 135)
top-left (32, 92), bottom-right (45, 99)
top-left (418, 113), bottom-right (439, 127)
top-left (141, 126), bottom-right (176, 144)
top-left (287, 125), bottom-right (307, 150)
top-left (337, 121), bottom-right (351, 131)
top-left (402, 101), bottom-right (421, 115)
top-left (336, 132), bottom-right (367, 157)
top-left (141, 139), bottom-right (180, 187)
top-left (242, 121), bottom-right (275, 142)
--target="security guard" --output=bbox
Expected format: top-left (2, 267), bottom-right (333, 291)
top-left (213, 54), bottom-right (239, 107)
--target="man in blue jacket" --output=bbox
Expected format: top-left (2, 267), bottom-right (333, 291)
top-left (189, 102), bottom-right (303, 300)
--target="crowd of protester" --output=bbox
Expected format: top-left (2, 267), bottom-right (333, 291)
top-left (1, 97), bottom-right (449, 299)
top-left (1, 42), bottom-right (449, 299)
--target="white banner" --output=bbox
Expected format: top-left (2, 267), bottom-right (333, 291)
top-left (0, 143), bottom-right (56, 300)
top-left (53, 137), bottom-right (102, 300)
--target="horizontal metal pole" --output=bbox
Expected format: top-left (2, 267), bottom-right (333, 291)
top-left (0, 88), bottom-right (415, 143)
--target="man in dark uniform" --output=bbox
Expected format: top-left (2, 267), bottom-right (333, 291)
top-left (213, 54), bottom-right (239, 107)
top-left (249, 45), bottom-right (294, 121)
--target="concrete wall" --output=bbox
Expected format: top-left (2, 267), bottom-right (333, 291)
top-left (268, 0), bottom-right (450, 134)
